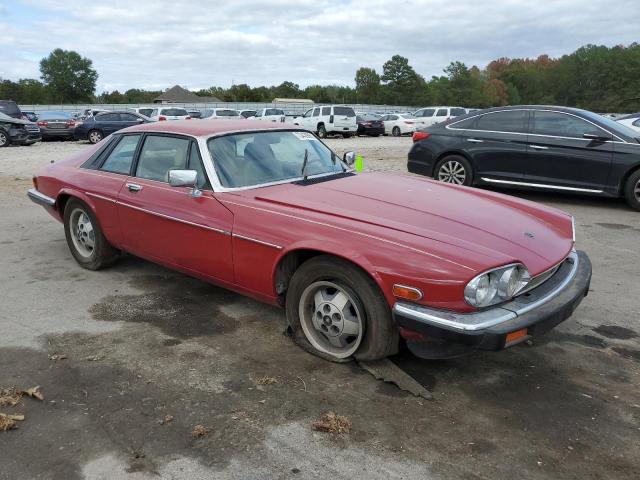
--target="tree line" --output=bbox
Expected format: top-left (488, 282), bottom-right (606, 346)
top-left (2, 44), bottom-right (639, 112)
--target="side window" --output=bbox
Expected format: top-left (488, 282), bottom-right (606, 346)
top-left (449, 116), bottom-right (477, 130)
top-left (303, 109), bottom-right (313, 118)
top-left (100, 113), bottom-right (119, 121)
top-left (255, 110), bottom-right (262, 117)
top-left (150, 109), bottom-right (158, 117)
top-left (532, 111), bottom-right (605, 138)
top-left (633, 119), bottom-right (640, 127)
top-left (389, 115), bottom-right (398, 121)
top-left (419, 109), bottom-right (435, 117)
top-left (436, 109), bottom-right (448, 117)
top-left (312, 108), bottom-right (320, 117)
top-left (140, 109), bottom-right (153, 117)
top-left (322, 107), bottom-right (331, 115)
top-left (135, 135), bottom-right (191, 182)
top-left (476, 110), bottom-right (529, 133)
top-left (188, 142), bottom-right (210, 190)
top-left (100, 134), bottom-right (141, 174)
top-left (120, 113), bottom-right (138, 122)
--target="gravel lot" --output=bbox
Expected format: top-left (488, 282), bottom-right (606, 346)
top-left (0, 137), bottom-right (639, 480)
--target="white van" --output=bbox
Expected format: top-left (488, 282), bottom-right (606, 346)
top-left (292, 105), bottom-right (357, 138)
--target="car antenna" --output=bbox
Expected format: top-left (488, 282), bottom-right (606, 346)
top-left (301, 148), bottom-right (309, 181)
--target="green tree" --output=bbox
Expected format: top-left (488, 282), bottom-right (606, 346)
top-left (380, 55), bottom-right (423, 105)
top-left (355, 67), bottom-right (380, 103)
top-left (39, 49), bottom-right (98, 103)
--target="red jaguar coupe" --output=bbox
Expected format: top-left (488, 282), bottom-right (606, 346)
top-left (28, 120), bottom-right (592, 360)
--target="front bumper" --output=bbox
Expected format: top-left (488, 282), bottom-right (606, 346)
top-left (393, 250), bottom-right (591, 354)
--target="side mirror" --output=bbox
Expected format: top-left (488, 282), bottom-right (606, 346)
top-left (583, 132), bottom-right (608, 141)
top-left (343, 151), bottom-right (356, 167)
top-left (168, 169), bottom-right (201, 197)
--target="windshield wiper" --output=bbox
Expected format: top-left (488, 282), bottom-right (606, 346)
top-left (301, 148), bottom-right (309, 180)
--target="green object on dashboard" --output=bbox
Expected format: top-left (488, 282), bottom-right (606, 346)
top-left (355, 154), bottom-right (363, 171)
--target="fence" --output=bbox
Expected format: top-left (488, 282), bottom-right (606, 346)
top-left (17, 102), bottom-right (421, 116)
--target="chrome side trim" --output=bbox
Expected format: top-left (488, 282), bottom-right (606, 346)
top-left (27, 188), bottom-right (55, 208)
top-left (393, 251), bottom-right (580, 332)
top-left (480, 177), bottom-right (603, 193)
top-left (118, 201), bottom-right (231, 236)
top-left (86, 192), bottom-right (116, 203)
top-left (232, 233), bottom-right (283, 250)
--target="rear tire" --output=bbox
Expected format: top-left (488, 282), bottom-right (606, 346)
top-left (286, 255), bottom-right (399, 362)
top-left (88, 129), bottom-right (103, 144)
top-left (64, 199), bottom-right (119, 270)
top-left (0, 130), bottom-right (9, 147)
top-left (434, 155), bottom-right (473, 186)
top-left (623, 169), bottom-right (640, 211)
top-left (392, 126), bottom-right (401, 137)
top-left (317, 124), bottom-right (327, 139)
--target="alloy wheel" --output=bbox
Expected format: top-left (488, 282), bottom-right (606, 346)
top-left (89, 131), bottom-right (102, 143)
top-left (437, 160), bottom-right (467, 185)
top-left (69, 208), bottom-right (95, 258)
top-left (0, 131), bottom-right (7, 147)
top-left (298, 281), bottom-right (364, 358)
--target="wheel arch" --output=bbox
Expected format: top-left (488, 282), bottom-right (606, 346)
top-left (272, 244), bottom-right (384, 306)
top-left (618, 162), bottom-right (640, 195)
top-left (432, 150), bottom-right (475, 179)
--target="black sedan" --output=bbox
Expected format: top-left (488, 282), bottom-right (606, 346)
top-left (74, 111), bottom-right (151, 144)
top-left (356, 114), bottom-right (385, 136)
top-left (37, 111), bottom-right (78, 140)
top-left (0, 112), bottom-right (41, 147)
top-left (408, 105), bottom-right (640, 210)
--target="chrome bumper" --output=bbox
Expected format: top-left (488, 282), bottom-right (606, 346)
top-left (27, 188), bottom-right (56, 209)
top-left (393, 250), bottom-right (583, 334)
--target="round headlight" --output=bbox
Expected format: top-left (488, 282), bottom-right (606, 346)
top-left (465, 264), bottom-right (530, 308)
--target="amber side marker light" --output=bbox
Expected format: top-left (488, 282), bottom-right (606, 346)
top-left (392, 284), bottom-right (423, 301)
top-left (32, 176), bottom-right (38, 190)
top-left (505, 328), bottom-right (529, 347)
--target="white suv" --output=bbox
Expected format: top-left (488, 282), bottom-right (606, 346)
top-left (412, 106), bottom-right (467, 127)
top-left (249, 108), bottom-right (286, 123)
top-left (293, 105), bottom-right (357, 138)
top-left (148, 107), bottom-right (191, 121)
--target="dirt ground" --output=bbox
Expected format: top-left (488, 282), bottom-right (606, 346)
top-left (0, 137), bottom-right (639, 480)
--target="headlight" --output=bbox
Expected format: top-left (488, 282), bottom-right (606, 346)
top-left (464, 264), bottom-right (530, 308)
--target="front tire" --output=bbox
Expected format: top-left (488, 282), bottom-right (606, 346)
top-left (64, 199), bottom-right (119, 270)
top-left (392, 126), bottom-right (401, 137)
top-left (623, 169), bottom-right (640, 211)
top-left (88, 129), bottom-right (103, 144)
top-left (0, 130), bottom-right (9, 147)
top-left (286, 256), bottom-right (399, 361)
top-left (434, 155), bottom-right (473, 186)
top-left (317, 124), bottom-right (327, 139)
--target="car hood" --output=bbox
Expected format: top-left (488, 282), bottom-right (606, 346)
top-left (249, 173), bottom-right (574, 275)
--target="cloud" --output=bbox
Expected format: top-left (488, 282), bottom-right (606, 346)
top-left (3, 0), bottom-right (640, 92)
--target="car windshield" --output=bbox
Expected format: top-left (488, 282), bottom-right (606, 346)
top-left (38, 111), bottom-right (72, 120)
top-left (160, 108), bottom-right (188, 116)
top-left (208, 130), bottom-right (345, 188)
top-left (582, 110), bottom-right (640, 139)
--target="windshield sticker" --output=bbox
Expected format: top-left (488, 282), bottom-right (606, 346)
top-left (292, 131), bottom-right (316, 141)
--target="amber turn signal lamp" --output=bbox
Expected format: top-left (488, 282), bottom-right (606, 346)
top-left (32, 176), bottom-right (38, 190)
top-left (505, 328), bottom-right (528, 346)
top-left (392, 284), bottom-right (423, 301)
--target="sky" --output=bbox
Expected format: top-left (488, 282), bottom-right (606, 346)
top-left (1, 0), bottom-right (639, 93)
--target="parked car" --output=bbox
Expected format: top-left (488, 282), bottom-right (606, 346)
top-left (0, 100), bottom-right (24, 119)
top-left (37, 111), bottom-right (79, 141)
top-left (248, 108), bottom-right (286, 123)
top-left (356, 114), bottom-right (384, 136)
top-left (148, 107), bottom-right (191, 121)
top-left (380, 113), bottom-right (419, 136)
top-left (239, 110), bottom-right (257, 119)
top-left (616, 113), bottom-right (640, 133)
top-left (27, 120), bottom-right (591, 361)
top-left (291, 105), bottom-right (357, 138)
top-left (188, 110), bottom-right (203, 119)
top-left (74, 111), bottom-right (151, 144)
top-left (200, 108), bottom-right (240, 119)
top-left (0, 112), bottom-right (41, 147)
top-left (413, 106), bottom-right (467, 127)
top-left (129, 107), bottom-right (155, 118)
top-left (81, 108), bottom-right (109, 119)
top-left (409, 105), bottom-right (640, 210)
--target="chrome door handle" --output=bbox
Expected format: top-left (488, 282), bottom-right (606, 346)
top-left (126, 183), bottom-right (143, 192)
top-left (467, 138), bottom-right (484, 143)
top-left (530, 145), bottom-right (549, 150)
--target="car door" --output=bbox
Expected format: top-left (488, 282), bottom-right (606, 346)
top-left (527, 110), bottom-right (613, 191)
top-left (117, 134), bottom-right (234, 282)
top-left (384, 115), bottom-right (398, 134)
top-left (97, 113), bottom-right (121, 135)
top-left (463, 109), bottom-right (530, 180)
